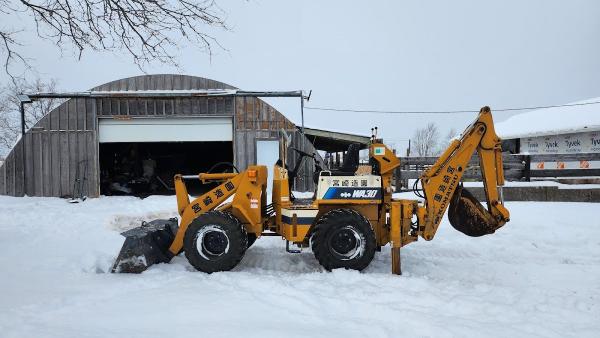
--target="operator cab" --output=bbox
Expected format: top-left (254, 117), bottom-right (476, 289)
top-left (323, 143), bottom-right (361, 176)
top-left (283, 142), bottom-right (382, 203)
top-left (285, 143), bottom-right (363, 201)
top-left (273, 142), bottom-right (380, 253)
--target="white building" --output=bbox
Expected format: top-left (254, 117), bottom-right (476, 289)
top-left (496, 97), bottom-right (600, 171)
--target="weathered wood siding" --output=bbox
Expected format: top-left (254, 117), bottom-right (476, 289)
top-left (234, 97), bottom-right (323, 191)
top-left (0, 97), bottom-right (98, 197)
top-left (0, 74), bottom-right (319, 197)
top-left (94, 96), bottom-right (234, 117)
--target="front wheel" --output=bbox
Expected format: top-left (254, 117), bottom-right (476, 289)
top-left (311, 209), bottom-right (376, 271)
top-left (184, 211), bottom-right (247, 273)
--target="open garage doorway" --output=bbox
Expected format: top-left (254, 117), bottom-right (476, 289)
top-left (99, 141), bottom-right (234, 197)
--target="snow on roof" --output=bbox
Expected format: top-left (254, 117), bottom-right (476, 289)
top-left (27, 89), bottom-right (303, 98)
top-left (495, 97), bottom-right (600, 139)
top-left (91, 89), bottom-right (238, 95)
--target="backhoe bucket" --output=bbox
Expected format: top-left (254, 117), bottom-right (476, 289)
top-left (448, 187), bottom-right (501, 237)
top-left (111, 218), bottom-right (179, 273)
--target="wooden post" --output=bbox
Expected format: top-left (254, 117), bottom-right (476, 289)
top-left (391, 247), bottom-right (401, 275)
top-left (390, 202), bottom-right (402, 275)
top-left (395, 167), bottom-right (401, 192)
top-left (20, 101), bottom-right (27, 197)
top-left (403, 144), bottom-right (411, 191)
top-left (524, 155), bottom-right (531, 182)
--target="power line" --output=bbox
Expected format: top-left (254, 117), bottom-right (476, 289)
top-left (304, 100), bottom-right (600, 114)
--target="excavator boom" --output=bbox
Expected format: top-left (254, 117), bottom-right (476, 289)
top-left (417, 106), bottom-right (510, 240)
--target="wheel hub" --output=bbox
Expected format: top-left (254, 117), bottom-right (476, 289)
top-left (203, 231), bottom-right (228, 254)
top-left (328, 226), bottom-right (363, 260)
top-left (196, 225), bottom-right (230, 258)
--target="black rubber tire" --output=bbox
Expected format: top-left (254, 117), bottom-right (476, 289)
top-left (311, 208), bottom-right (376, 271)
top-left (246, 233), bottom-right (257, 249)
top-left (184, 211), bottom-right (248, 273)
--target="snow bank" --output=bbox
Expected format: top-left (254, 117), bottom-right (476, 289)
top-left (495, 97), bottom-right (600, 139)
top-left (0, 196), bottom-right (598, 337)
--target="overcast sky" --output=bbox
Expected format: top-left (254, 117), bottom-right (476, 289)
top-left (2, 0), bottom-right (599, 151)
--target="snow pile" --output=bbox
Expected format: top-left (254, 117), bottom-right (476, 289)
top-left (0, 195), bottom-right (598, 337)
top-left (495, 97), bottom-right (600, 139)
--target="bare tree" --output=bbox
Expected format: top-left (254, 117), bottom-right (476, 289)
top-left (0, 78), bottom-right (60, 154)
top-left (0, 88), bottom-right (18, 156)
top-left (0, 0), bottom-right (228, 80)
top-left (413, 122), bottom-right (439, 157)
top-left (435, 127), bottom-right (457, 154)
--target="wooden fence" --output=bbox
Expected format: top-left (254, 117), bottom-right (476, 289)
top-left (395, 152), bottom-right (600, 191)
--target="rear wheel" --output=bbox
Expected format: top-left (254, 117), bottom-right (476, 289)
top-left (311, 209), bottom-right (376, 271)
top-left (184, 211), bottom-right (247, 273)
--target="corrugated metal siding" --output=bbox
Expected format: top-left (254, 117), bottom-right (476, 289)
top-left (0, 74), bottom-right (318, 197)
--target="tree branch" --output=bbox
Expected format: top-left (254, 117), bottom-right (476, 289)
top-left (1, 0), bottom-right (229, 78)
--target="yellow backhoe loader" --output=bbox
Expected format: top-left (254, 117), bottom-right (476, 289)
top-left (112, 106), bottom-right (510, 275)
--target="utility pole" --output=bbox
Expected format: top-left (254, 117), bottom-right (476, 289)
top-left (300, 95), bottom-right (304, 135)
top-left (300, 90), bottom-right (311, 136)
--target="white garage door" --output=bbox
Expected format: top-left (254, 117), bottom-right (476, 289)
top-left (98, 117), bottom-right (232, 142)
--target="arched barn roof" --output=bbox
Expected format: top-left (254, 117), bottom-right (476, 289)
top-left (90, 74), bottom-right (237, 92)
top-left (0, 74), bottom-right (320, 197)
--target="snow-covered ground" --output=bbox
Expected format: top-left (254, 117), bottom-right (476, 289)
top-left (0, 195), bottom-right (598, 337)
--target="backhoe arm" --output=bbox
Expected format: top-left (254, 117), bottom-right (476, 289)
top-left (417, 106), bottom-right (510, 240)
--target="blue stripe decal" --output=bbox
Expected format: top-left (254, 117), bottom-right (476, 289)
top-left (323, 187), bottom-right (338, 199)
top-left (322, 187), bottom-right (382, 200)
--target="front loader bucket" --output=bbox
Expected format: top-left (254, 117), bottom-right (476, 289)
top-left (448, 187), bottom-right (501, 237)
top-left (111, 218), bottom-right (179, 273)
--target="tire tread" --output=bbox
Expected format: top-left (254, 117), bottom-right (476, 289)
top-left (183, 211), bottom-right (247, 273)
top-left (311, 208), bottom-right (376, 271)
